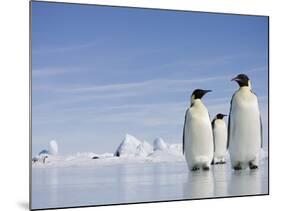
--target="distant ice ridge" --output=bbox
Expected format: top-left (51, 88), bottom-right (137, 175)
top-left (32, 140), bottom-right (59, 164)
top-left (136, 141), bottom-right (153, 157)
top-left (114, 134), bottom-right (180, 158)
top-left (49, 140), bottom-right (58, 155)
top-left (153, 137), bottom-right (167, 151)
top-left (114, 134), bottom-right (143, 157)
top-left (65, 152), bottom-right (113, 161)
top-left (32, 134), bottom-right (268, 168)
top-left (114, 134), bottom-right (155, 157)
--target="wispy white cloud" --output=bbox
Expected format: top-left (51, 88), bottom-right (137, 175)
top-left (36, 75), bottom-right (229, 93)
top-left (32, 40), bottom-right (104, 55)
top-left (33, 91), bottom-right (137, 109)
top-left (32, 61), bottom-right (267, 90)
top-left (32, 75), bottom-right (230, 111)
top-left (32, 64), bottom-right (268, 112)
top-left (33, 96), bottom-right (268, 126)
top-left (32, 67), bottom-right (81, 77)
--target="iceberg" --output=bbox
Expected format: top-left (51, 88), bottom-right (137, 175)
top-left (49, 140), bottom-right (58, 155)
top-left (136, 141), bottom-right (153, 157)
top-left (153, 137), bottom-right (167, 151)
top-left (114, 134), bottom-right (142, 157)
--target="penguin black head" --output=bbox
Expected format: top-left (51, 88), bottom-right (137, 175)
top-left (190, 89), bottom-right (212, 106)
top-left (216, 113), bottom-right (227, 119)
top-left (231, 74), bottom-right (250, 87)
top-left (191, 89), bottom-right (212, 100)
top-left (212, 113), bottom-right (227, 127)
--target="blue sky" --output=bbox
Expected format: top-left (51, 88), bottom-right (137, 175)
top-left (31, 2), bottom-right (268, 155)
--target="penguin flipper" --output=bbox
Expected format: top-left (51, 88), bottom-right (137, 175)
top-left (260, 114), bottom-right (263, 148)
top-left (211, 118), bottom-right (215, 129)
top-left (210, 115), bottom-right (215, 152)
top-left (227, 93), bottom-right (235, 149)
top-left (227, 114), bottom-right (231, 149)
top-left (182, 110), bottom-right (188, 155)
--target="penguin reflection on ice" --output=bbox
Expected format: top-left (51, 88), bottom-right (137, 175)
top-left (183, 170), bottom-right (214, 198)
top-left (228, 74), bottom-right (263, 170)
top-left (212, 113), bottom-right (228, 165)
top-left (183, 89), bottom-right (213, 171)
top-left (228, 169), bottom-right (262, 195)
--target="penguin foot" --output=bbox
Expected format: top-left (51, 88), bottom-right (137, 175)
top-left (202, 166), bottom-right (210, 171)
top-left (219, 161), bottom-right (226, 164)
top-left (191, 166), bottom-right (200, 171)
top-left (249, 163), bottom-right (258, 170)
top-left (233, 165), bottom-right (242, 170)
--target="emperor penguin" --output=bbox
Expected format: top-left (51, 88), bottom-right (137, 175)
top-left (183, 89), bottom-right (214, 171)
top-left (212, 113), bottom-right (228, 165)
top-left (228, 74), bottom-right (262, 170)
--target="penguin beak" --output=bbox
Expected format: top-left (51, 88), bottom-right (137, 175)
top-left (218, 114), bottom-right (228, 119)
top-left (203, 90), bottom-right (212, 94)
top-left (201, 90), bottom-right (212, 98)
top-left (231, 76), bottom-right (240, 82)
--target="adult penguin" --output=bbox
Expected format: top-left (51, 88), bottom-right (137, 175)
top-left (228, 74), bottom-right (262, 170)
top-left (183, 89), bottom-right (213, 171)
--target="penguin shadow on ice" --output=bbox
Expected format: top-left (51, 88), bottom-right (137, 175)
top-left (183, 170), bottom-right (214, 199)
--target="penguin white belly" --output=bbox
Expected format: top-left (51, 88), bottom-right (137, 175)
top-left (213, 120), bottom-right (227, 161)
top-left (184, 105), bottom-right (213, 169)
top-left (229, 91), bottom-right (261, 167)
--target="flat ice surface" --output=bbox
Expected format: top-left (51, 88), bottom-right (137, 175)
top-left (32, 159), bottom-right (268, 210)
